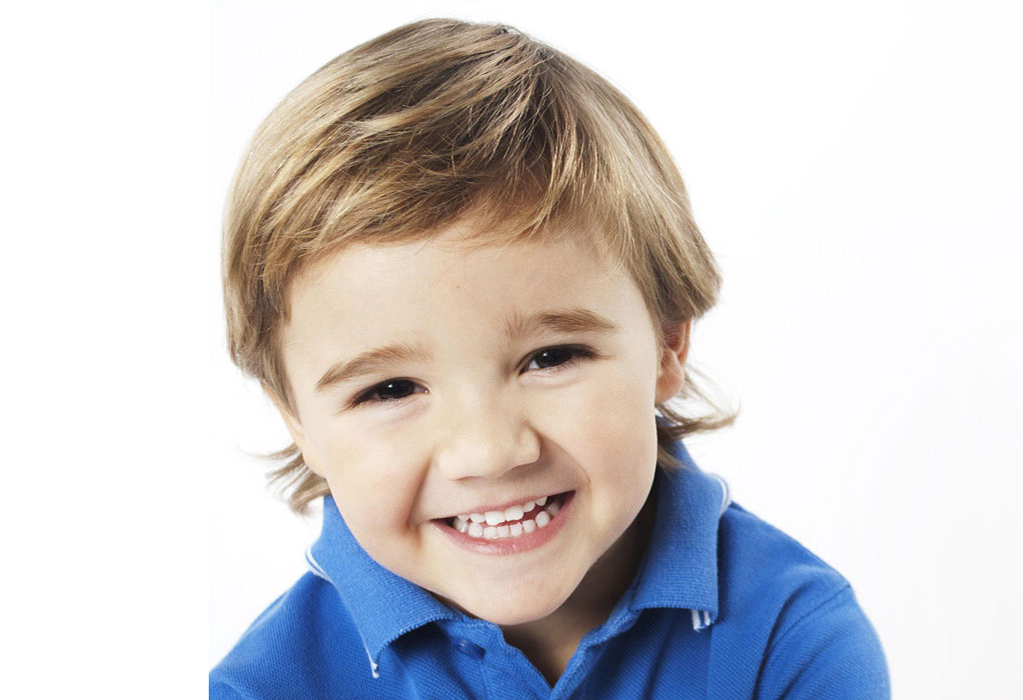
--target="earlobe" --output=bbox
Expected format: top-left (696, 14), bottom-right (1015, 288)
top-left (264, 385), bottom-right (325, 476)
top-left (654, 320), bottom-right (691, 404)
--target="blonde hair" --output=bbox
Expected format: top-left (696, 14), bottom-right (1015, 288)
top-left (223, 18), bottom-right (735, 515)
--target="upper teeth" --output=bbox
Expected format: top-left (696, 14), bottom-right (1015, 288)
top-left (456, 496), bottom-right (550, 526)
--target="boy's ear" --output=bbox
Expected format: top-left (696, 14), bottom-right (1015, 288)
top-left (654, 320), bottom-right (691, 404)
top-left (264, 385), bottom-right (325, 476)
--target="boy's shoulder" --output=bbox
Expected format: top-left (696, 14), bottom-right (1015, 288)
top-left (209, 571), bottom-right (376, 700)
top-left (709, 499), bottom-right (889, 698)
top-left (718, 499), bottom-right (853, 617)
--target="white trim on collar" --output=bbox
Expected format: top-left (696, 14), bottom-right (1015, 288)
top-left (305, 546), bottom-right (331, 582)
top-left (305, 547), bottom-right (380, 679)
top-left (708, 472), bottom-right (732, 516)
top-left (690, 609), bottom-right (713, 631)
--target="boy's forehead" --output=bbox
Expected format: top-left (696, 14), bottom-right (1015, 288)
top-left (283, 223), bottom-right (639, 346)
top-left (292, 219), bottom-right (620, 299)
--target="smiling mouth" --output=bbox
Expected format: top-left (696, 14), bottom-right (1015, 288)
top-left (447, 492), bottom-right (569, 540)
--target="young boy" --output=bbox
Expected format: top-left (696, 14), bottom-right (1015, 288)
top-left (211, 18), bottom-right (890, 699)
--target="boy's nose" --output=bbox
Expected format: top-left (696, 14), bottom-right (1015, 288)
top-left (433, 399), bottom-right (541, 481)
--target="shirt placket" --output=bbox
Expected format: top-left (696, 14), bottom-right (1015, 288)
top-left (440, 619), bottom-right (555, 700)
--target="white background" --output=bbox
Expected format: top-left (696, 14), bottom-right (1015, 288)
top-left (3, 1), bottom-right (1020, 697)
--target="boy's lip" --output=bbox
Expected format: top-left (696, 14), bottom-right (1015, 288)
top-left (435, 490), bottom-right (569, 520)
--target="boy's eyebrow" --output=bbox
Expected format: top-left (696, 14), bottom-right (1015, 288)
top-left (501, 307), bottom-right (619, 342)
top-left (314, 308), bottom-right (619, 393)
top-left (315, 342), bottom-right (430, 393)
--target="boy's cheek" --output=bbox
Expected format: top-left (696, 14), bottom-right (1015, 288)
top-left (321, 437), bottom-right (428, 518)
top-left (584, 368), bottom-right (659, 427)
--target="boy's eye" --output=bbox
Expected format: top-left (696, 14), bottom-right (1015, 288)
top-left (522, 345), bottom-right (593, 372)
top-left (353, 379), bottom-right (423, 406)
top-left (349, 345), bottom-right (595, 408)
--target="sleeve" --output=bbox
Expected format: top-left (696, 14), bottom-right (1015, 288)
top-left (755, 585), bottom-right (891, 700)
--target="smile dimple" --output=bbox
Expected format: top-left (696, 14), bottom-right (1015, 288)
top-left (448, 493), bottom-right (566, 540)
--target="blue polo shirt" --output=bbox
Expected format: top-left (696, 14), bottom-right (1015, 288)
top-left (211, 442), bottom-right (890, 699)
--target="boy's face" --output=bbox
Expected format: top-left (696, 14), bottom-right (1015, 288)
top-left (275, 219), bottom-right (686, 625)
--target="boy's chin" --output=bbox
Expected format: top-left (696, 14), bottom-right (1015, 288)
top-left (436, 585), bottom-right (570, 626)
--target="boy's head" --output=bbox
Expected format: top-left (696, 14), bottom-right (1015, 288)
top-left (223, 19), bottom-right (728, 541)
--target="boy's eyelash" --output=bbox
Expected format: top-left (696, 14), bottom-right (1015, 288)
top-left (348, 345), bottom-right (597, 408)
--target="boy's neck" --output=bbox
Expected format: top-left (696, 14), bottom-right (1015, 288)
top-left (499, 492), bottom-right (656, 686)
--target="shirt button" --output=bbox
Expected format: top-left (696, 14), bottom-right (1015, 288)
top-left (452, 638), bottom-right (485, 659)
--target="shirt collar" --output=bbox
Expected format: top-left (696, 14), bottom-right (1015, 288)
top-left (305, 439), bottom-right (731, 671)
top-left (306, 498), bottom-right (458, 674)
top-left (627, 440), bottom-right (730, 631)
